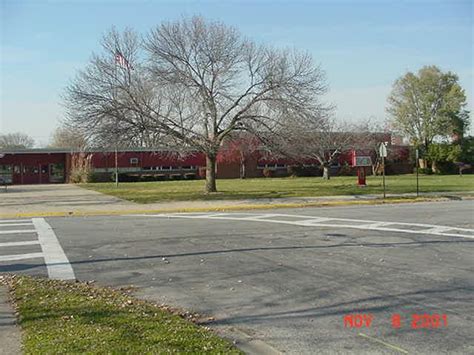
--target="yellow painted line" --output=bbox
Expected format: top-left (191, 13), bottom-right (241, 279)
top-left (358, 333), bottom-right (409, 354)
top-left (0, 197), bottom-right (445, 219)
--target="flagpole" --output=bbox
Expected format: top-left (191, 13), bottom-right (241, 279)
top-left (115, 146), bottom-right (118, 188)
top-left (113, 51), bottom-right (119, 188)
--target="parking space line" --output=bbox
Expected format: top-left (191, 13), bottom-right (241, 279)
top-left (0, 252), bottom-right (44, 262)
top-left (32, 218), bottom-right (75, 280)
top-left (0, 241), bottom-right (40, 247)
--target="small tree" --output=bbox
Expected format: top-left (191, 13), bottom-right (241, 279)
top-left (0, 132), bottom-right (35, 149)
top-left (69, 152), bottom-right (93, 183)
top-left (274, 116), bottom-right (366, 180)
top-left (217, 134), bottom-right (261, 178)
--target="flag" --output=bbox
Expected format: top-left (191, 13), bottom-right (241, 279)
top-left (115, 50), bottom-right (132, 70)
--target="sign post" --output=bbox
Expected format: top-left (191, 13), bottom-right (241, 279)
top-left (379, 143), bottom-right (388, 198)
top-left (415, 148), bottom-right (419, 197)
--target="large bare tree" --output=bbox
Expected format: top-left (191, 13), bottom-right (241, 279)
top-left (63, 17), bottom-right (329, 192)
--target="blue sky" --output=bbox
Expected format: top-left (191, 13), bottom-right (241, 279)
top-left (1, 0), bottom-right (472, 146)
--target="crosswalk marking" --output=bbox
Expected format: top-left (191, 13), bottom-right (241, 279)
top-left (142, 212), bottom-right (474, 240)
top-left (0, 241), bottom-right (40, 247)
top-left (0, 252), bottom-right (44, 262)
top-left (0, 223), bottom-right (33, 227)
top-left (32, 218), bottom-right (75, 280)
top-left (0, 218), bottom-right (75, 280)
top-left (0, 220), bottom-right (32, 224)
top-left (0, 229), bottom-right (36, 234)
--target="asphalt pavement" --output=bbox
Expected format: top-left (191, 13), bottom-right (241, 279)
top-left (1, 200), bottom-right (473, 354)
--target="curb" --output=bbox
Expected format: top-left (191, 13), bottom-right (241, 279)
top-left (0, 195), bottom-right (465, 219)
top-left (0, 281), bottom-right (22, 355)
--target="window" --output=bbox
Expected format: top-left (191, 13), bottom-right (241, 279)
top-left (130, 157), bottom-right (139, 166)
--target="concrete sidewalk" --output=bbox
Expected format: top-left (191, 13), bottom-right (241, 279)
top-left (0, 282), bottom-right (21, 355)
top-left (0, 183), bottom-right (472, 218)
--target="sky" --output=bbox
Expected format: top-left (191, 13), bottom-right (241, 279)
top-left (1, 0), bottom-right (472, 147)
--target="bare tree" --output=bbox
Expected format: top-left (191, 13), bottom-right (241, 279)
top-left (63, 17), bottom-right (329, 192)
top-left (0, 132), bottom-right (35, 149)
top-left (217, 133), bottom-right (262, 179)
top-left (273, 115), bottom-right (374, 179)
top-left (49, 126), bottom-right (88, 150)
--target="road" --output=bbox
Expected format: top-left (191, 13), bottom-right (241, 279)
top-left (1, 200), bottom-right (473, 354)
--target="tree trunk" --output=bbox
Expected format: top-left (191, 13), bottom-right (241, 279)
top-left (205, 154), bottom-right (217, 193)
top-left (322, 165), bottom-right (330, 180)
top-left (240, 156), bottom-right (246, 179)
top-left (418, 158), bottom-right (427, 169)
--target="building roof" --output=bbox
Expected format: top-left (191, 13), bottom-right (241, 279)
top-left (0, 147), bottom-right (195, 155)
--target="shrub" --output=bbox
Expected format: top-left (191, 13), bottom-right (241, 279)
top-left (417, 167), bottom-right (432, 175)
top-left (262, 168), bottom-right (273, 177)
top-left (287, 165), bottom-right (320, 177)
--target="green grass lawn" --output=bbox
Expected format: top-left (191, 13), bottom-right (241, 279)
top-left (6, 276), bottom-right (240, 354)
top-left (82, 174), bottom-right (474, 204)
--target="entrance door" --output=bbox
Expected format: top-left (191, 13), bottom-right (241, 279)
top-left (49, 163), bottom-right (65, 183)
top-left (0, 165), bottom-right (13, 184)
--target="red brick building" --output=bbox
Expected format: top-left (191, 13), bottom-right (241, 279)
top-left (0, 142), bottom-right (411, 185)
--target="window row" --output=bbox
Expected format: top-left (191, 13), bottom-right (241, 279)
top-left (257, 163), bottom-right (287, 169)
top-left (142, 166), bottom-right (197, 171)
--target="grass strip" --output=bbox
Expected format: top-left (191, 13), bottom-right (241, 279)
top-left (3, 275), bottom-right (240, 354)
top-left (82, 175), bottom-right (474, 204)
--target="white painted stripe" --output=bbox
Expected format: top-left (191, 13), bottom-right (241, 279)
top-left (148, 213), bottom-right (474, 240)
top-left (317, 218), bottom-right (473, 232)
top-left (0, 229), bottom-right (36, 235)
top-left (241, 213), bottom-right (282, 219)
top-left (0, 241), bottom-right (40, 247)
top-left (0, 220), bottom-right (31, 223)
top-left (295, 217), bottom-right (334, 225)
top-left (0, 223), bottom-right (33, 227)
top-left (0, 252), bottom-right (43, 262)
top-left (32, 218), bottom-right (75, 280)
